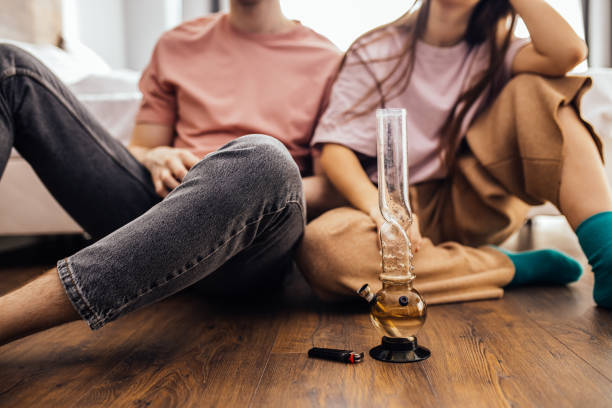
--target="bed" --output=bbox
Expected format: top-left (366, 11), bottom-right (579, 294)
top-left (0, 0), bottom-right (142, 235)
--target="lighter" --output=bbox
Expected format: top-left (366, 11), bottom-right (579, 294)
top-left (308, 347), bottom-right (364, 364)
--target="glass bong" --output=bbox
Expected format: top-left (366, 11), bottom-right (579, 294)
top-left (358, 108), bottom-right (430, 363)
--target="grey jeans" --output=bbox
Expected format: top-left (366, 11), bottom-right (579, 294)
top-left (0, 44), bottom-right (305, 329)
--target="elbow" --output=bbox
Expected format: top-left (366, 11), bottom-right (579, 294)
top-left (559, 41), bottom-right (588, 74)
top-left (569, 40), bottom-right (588, 66)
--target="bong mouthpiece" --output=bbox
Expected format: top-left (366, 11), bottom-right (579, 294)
top-left (358, 284), bottom-right (376, 303)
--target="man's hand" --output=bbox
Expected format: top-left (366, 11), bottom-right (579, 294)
top-left (369, 207), bottom-right (422, 253)
top-left (128, 123), bottom-right (199, 198)
top-left (142, 146), bottom-right (200, 197)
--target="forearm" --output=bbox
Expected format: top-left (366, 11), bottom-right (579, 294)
top-left (321, 144), bottom-right (378, 216)
top-left (510, 0), bottom-right (587, 67)
top-left (302, 175), bottom-right (348, 220)
top-left (127, 145), bottom-right (152, 164)
top-left (128, 123), bottom-right (175, 164)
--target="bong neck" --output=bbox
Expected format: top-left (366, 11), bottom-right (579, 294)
top-left (382, 279), bottom-right (414, 289)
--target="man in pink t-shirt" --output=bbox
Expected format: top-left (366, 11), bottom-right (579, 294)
top-left (0, 0), bottom-right (341, 346)
top-left (129, 0), bottom-right (342, 213)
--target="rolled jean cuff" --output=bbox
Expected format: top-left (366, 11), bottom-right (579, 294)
top-left (57, 257), bottom-right (104, 330)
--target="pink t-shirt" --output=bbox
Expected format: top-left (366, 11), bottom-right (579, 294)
top-left (312, 27), bottom-right (529, 183)
top-left (136, 13), bottom-right (341, 174)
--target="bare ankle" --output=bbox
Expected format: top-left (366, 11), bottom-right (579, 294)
top-left (0, 268), bottom-right (80, 346)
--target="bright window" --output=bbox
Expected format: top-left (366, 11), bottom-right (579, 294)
top-left (281, 0), bottom-right (587, 71)
top-left (281, 0), bottom-right (408, 51)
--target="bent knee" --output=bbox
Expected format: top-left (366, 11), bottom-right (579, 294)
top-left (503, 73), bottom-right (542, 94)
top-left (240, 134), bottom-right (287, 153)
top-left (235, 134), bottom-right (291, 163)
top-left (298, 208), bottom-right (371, 259)
top-left (557, 104), bottom-right (581, 124)
top-left (0, 43), bottom-right (24, 60)
top-left (296, 207), bottom-right (380, 300)
top-left (235, 134), bottom-right (300, 186)
top-left (498, 73), bottom-right (552, 110)
top-left (189, 134), bottom-right (302, 198)
top-left (0, 43), bottom-right (41, 71)
top-left (212, 135), bottom-right (303, 219)
top-left (247, 135), bottom-right (303, 200)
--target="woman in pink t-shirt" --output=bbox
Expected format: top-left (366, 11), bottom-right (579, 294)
top-left (297, 0), bottom-right (612, 309)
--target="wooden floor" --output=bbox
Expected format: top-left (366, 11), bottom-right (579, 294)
top-left (0, 218), bottom-right (611, 408)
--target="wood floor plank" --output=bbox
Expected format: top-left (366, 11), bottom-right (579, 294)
top-left (504, 276), bottom-right (612, 380)
top-left (451, 299), bottom-right (611, 408)
top-left (508, 217), bottom-right (612, 379)
top-left (257, 292), bottom-right (611, 408)
top-left (414, 304), bottom-right (513, 408)
top-left (71, 292), bottom-right (281, 408)
top-left (262, 301), bottom-right (514, 407)
top-left (255, 306), bottom-right (439, 408)
top-left (0, 298), bottom-right (187, 407)
top-left (1, 221), bottom-right (611, 408)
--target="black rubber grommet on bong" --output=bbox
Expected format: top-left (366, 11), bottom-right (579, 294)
top-left (369, 336), bottom-right (431, 363)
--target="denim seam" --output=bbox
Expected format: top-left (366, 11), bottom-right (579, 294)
top-left (97, 199), bottom-right (304, 323)
top-left (0, 95), bottom-right (13, 137)
top-left (57, 258), bottom-right (103, 328)
top-left (64, 257), bottom-right (103, 322)
top-left (0, 66), bottom-right (17, 81)
top-left (1, 68), bottom-right (158, 200)
top-left (0, 67), bottom-right (16, 136)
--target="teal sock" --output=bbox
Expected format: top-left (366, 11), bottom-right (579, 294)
top-left (497, 247), bottom-right (583, 288)
top-left (576, 211), bottom-right (612, 308)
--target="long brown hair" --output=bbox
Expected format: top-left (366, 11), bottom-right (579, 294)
top-left (339, 0), bottom-right (517, 170)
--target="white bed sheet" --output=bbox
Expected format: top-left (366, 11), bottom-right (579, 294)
top-left (3, 40), bottom-right (143, 158)
top-left (8, 72), bottom-right (142, 158)
top-left (68, 70), bottom-right (142, 146)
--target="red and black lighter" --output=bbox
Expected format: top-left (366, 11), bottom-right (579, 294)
top-left (308, 347), bottom-right (364, 364)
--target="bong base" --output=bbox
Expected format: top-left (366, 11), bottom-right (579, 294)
top-left (370, 336), bottom-right (431, 363)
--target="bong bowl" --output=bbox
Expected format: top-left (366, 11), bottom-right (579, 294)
top-left (359, 283), bottom-right (431, 363)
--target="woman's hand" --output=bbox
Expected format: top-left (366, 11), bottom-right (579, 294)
top-left (320, 144), bottom-right (423, 252)
top-left (368, 207), bottom-right (422, 253)
top-left (142, 146), bottom-right (200, 197)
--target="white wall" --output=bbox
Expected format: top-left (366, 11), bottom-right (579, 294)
top-left (64, 0), bottom-right (595, 71)
top-left (280, 0), bottom-right (407, 51)
top-left (123, 0), bottom-right (179, 70)
top-left (588, 0), bottom-right (611, 67)
top-left (62, 0), bottom-right (215, 71)
top-left (183, 0), bottom-right (213, 21)
top-left (282, 0), bottom-right (586, 52)
top-left (62, 0), bottom-right (126, 68)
